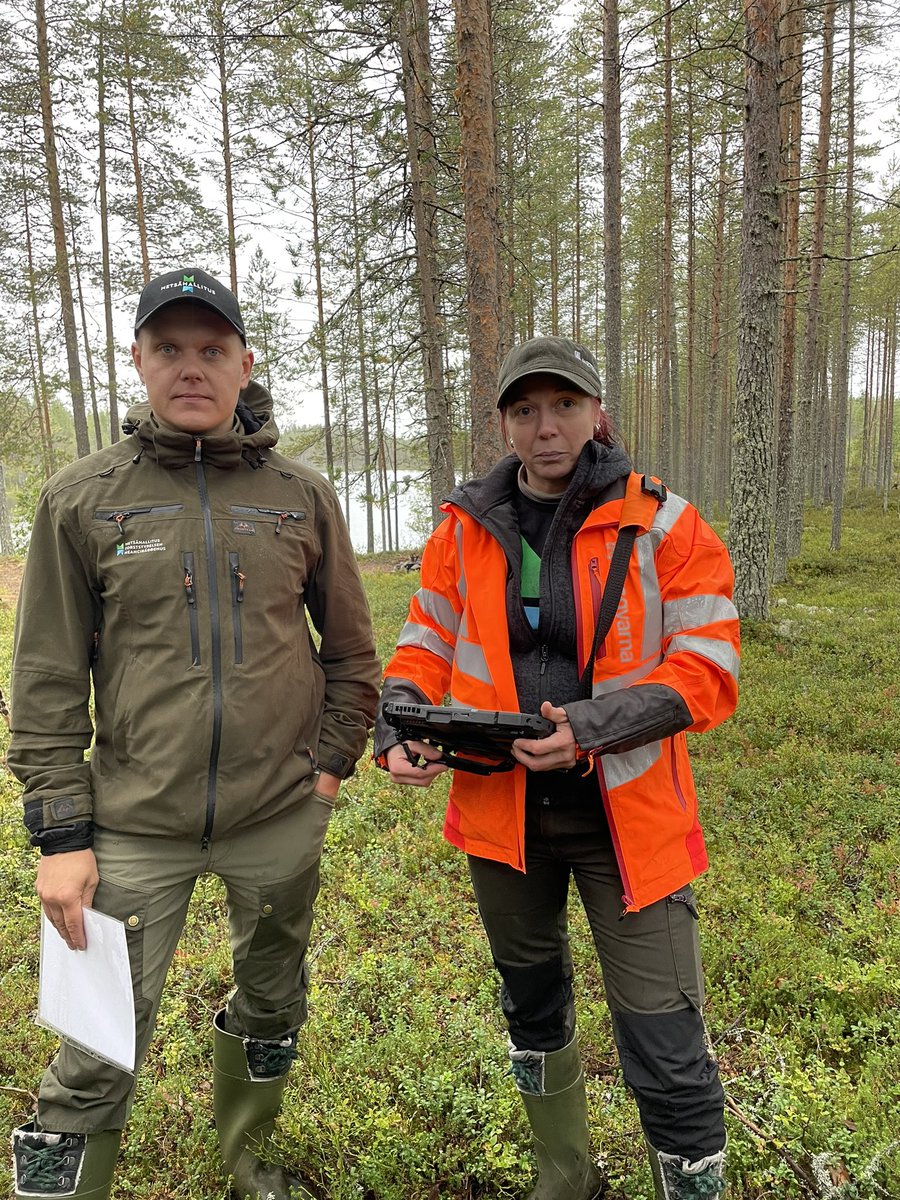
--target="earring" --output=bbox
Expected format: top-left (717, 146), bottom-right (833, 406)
top-left (594, 426), bottom-right (600, 434)
top-left (508, 439), bottom-right (515, 448)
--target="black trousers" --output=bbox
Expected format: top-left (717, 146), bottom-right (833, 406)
top-left (467, 770), bottom-right (726, 1158)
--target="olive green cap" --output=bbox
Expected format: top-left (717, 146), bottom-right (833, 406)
top-left (497, 336), bottom-right (603, 407)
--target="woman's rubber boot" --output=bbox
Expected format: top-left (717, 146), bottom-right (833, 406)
top-left (12, 1122), bottom-right (121, 1198)
top-left (212, 1010), bottom-right (317, 1200)
top-left (509, 1037), bottom-right (605, 1200)
top-left (646, 1139), bottom-right (726, 1199)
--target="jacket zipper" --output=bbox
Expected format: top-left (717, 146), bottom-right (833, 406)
top-left (671, 740), bottom-right (688, 811)
top-left (230, 505), bottom-right (306, 534)
top-left (594, 760), bottom-right (636, 912)
top-left (182, 552), bottom-right (201, 667)
top-left (95, 504), bottom-right (183, 533)
top-left (229, 553), bottom-right (245, 665)
top-left (195, 439), bottom-right (222, 850)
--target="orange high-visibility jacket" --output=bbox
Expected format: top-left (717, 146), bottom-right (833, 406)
top-left (383, 472), bottom-right (740, 912)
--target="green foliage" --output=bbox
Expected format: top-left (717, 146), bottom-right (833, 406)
top-left (0, 500), bottom-right (898, 1197)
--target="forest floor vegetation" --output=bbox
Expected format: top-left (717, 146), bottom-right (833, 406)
top-left (0, 497), bottom-right (897, 1198)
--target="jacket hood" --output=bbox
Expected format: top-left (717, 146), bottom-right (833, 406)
top-left (123, 379), bottom-right (279, 470)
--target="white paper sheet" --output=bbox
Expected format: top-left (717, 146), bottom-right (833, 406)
top-left (37, 909), bottom-right (136, 1074)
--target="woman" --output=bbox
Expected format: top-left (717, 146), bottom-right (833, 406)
top-left (375, 336), bottom-right (739, 1200)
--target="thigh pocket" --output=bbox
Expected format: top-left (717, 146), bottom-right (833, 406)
top-left (665, 885), bottom-right (705, 1009)
top-left (91, 877), bottom-right (150, 1005)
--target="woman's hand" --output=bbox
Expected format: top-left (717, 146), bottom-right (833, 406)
top-left (36, 849), bottom-right (99, 951)
top-left (512, 701), bottom-right (579, 772)
top-left (385, 740), bottom-right (448, 787)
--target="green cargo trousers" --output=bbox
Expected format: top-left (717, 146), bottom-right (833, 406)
top-left (37, 791), bottom-right (335, 1134)
top-left (467, 769), bottom-right (726, 1160)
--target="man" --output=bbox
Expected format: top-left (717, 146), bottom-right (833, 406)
top-left (9, 267), bottom-right (380, 1200)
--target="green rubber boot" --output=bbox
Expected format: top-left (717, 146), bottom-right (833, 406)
top-left (646, 1139), bottom-right (726, 1198)
top-left (510, 1037), bottom-right (605, 1200)
top-left (212, 1010), bottom-right (316, 1200)
top-left (12, 1122), bottom-right (121, 1198)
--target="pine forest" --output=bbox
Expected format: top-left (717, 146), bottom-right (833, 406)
top-left (0, 0), bottom-right (899, 617)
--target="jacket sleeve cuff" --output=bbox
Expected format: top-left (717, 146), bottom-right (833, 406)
top-left (373, 678), bottom-right (433, 762)
top-left (30, 821), bottom-right (95, 856)
top-left (564, 683), bottom-right (692, 756)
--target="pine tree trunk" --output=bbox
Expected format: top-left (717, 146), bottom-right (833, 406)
top-left (658, 6), bottom-right (674, 484)
top-left (216, 17), bottom-right (239, 294)
top-left (122, 2), bottom-right (151, 283)
top-left (0, 463), bottom-right (13, 553)
top-left (305, 73), bottom-right (334, 483)
top-left (685, 57), bottom-right (696, 499)
top-left (349, 128), bottom-right (374, 554)
top-left (772, 0), bottom-right (803, 581)
top-left (399, 0), bottom-right (455, 525)
top-left (454, 0), bottom-right (503, 474)
top-left (602, 0), bottom-right (623, 429)
top-left (35, 0), bottom-right (90, 458)
top-left (858, 318), bottom-right (873, 491)
top-left (790, 0), bottom-right (836, 552)
top-left (730, 0), bottom-right (781, 620)
top-left (97, 28), bottom-right (120, 443)
top-left (830, 0), bottom-right (854, 551)
top-left (66, 183), bottom-right (103, 450)
top-left (702, 119), bottom-right (728, 515)
top-left (22, 150), bottom-right (55, 477)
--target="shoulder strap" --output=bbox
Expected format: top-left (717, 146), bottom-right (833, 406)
top-left (578, 474), bottom-right (667, 694)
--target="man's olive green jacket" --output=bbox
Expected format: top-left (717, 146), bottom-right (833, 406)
top-left (9, 387), bottom-right (380, 849)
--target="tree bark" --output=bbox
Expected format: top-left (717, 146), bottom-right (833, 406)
top-left (702, 118), bottom-right (728, 515)
top-left (349, 126), bottom-right (374, 554)
top-left (399, 0), bottom-right (455, 524)
top-left (122, 1), bottom-right (151, 283)
top-left (790, 0), bottom-right (836, 553)
top-left (22, 141), bottom-right (55, 477)
top-left (830, 0), bottom-right (854, 551)
top-left (454, 0), bottom-right (503, 474)
top-left (97, 25), bottom-right (120, 442)
top-left (215, 11), bottom-right (239, 293)
top-left (602, 0), bottom-right (623, 429)
top-left (304, 65), bottom-right (334, 483)
top-left (772, 0), bottom-right (803, 581)
top-left (730, 0), bottom-right (781, 620)
top-left (35, 0), bottom-right (90, 458)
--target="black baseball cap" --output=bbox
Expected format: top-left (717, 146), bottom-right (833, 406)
top-left (497, 336), bottom-right (602, 407)
top-left (134, 268), bottom-right (246, 343)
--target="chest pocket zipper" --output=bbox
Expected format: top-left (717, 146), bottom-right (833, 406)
top-left (229, 553), bottom-right (245, 665)
top-left (95, 504), bottom-right (184, 534)
top-left (230, 505), bottom-right (306, 535)
top-left (182, 552), bottom-right (201, 667)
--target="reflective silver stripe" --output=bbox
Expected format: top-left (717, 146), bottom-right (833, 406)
top-left (651, 490), bottom-right (689, 538)
top-left (455, 522), bottom-right (467, 601)
top-left (459, 611), bottom-right (469, 639)
top-left (601, 740), bottom-right (661, 789)
top-left (663, 595), bottom-right (738, 636)
top-left (636, 535), bottom-right (662, 662)
top-left (415, 588), bottom-right (461, 638)
top-left (397, 622), bottom-right (454, 664)
top-left (668, 634), bottom-right (740, 680)
top-left (455, 639), bottom-right (492, 685)
top-left (591, 654), bottom-right (663, 697)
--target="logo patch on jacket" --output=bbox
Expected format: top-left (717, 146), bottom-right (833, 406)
top-left (115, 538), bottom-right (166, 556)
top-left (233, 520), bottom-right (256, 535)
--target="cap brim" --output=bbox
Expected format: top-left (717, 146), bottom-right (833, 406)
top-left (134, 297), bottom-right (246, 343)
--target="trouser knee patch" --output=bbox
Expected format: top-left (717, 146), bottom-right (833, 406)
top-left (613, 1008), bottom-right (725, 1158)
top-left (494, 954), bottom-right (573, 1052)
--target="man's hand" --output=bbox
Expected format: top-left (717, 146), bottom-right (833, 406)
top-left (313, 770), bottom-right (342, 801)
top-left (512, 701), bottom-right (577, 772)
top-left (36, 849), bottom-right (99, 951)
top-left (385, 740), bottom-right (448, 787)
